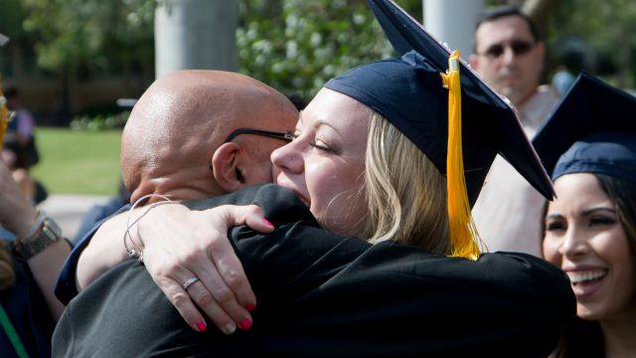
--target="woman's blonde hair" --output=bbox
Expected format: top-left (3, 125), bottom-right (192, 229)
top-left (361, 112), bottom-right (450, 255)
top-left (0, 241), bottom-right (15, 290)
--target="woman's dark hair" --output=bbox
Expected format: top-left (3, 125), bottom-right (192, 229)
top-left (596, 174), bottom-right (636, 250)
top-left (544, 173), bottom-right (636, 358)
top-left (552, 318), bottom-right (604, 358)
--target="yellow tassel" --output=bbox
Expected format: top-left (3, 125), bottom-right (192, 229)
top-left (0, 75), bottom-right (10, 150)
top-left (440, 50), bottom-right (481, 261)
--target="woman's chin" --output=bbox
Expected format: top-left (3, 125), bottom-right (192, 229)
top-left (576, 302), bottom-right (605, 321)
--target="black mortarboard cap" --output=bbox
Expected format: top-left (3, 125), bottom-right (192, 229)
top-left (324, 0), bottom-right (554, 205)
top-left (533, 72), bottom-right (636, 184)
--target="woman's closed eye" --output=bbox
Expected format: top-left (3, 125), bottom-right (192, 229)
top-left (588, 216), bottom-right (617, 228)
top-left (546, 220), bottom-right (566, 232)
top-left (309, 139), bottom-right (336, 153)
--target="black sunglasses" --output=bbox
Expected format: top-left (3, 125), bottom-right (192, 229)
top-left (482, 40), bottom-right (534, 59)
top-left (223, 128), bottom-right (294, 143)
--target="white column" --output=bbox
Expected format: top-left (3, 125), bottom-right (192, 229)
top-left (155, 0), bottom-right (239, 79)
top-left (423, 0), bottom-right (484, 58)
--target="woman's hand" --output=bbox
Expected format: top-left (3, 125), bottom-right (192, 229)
top-left (135, 203), bottom-right (274, 334)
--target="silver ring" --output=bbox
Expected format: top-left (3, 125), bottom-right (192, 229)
top-left (182, 276), bottom-right (200, 290)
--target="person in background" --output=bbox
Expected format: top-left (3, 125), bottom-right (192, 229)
top-left (1, 87), bottom-right (46, 204)
top-left (2, 32), bottom-right (68, 357)
top-left (551, 65), bottom-right (576, 96)
top-left (534, 73), bottom-right (636, 358)
top-left (469, 5), bottom-right (559, 256)
top-left (0, 159), bottom-right (70, 358)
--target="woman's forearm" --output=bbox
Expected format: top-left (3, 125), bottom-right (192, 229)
top-left (28, 238), bottom-right (71, 321)
top-left (76, 202), bottom-right (193, 291)
top-left (75, 211), bottom-right (134, 292)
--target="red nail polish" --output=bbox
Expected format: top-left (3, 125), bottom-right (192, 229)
top-left (245, 303), bottom-right (256, 312)
top-left (196, 321), bottom-right (207, 332)
top-left (263, 218), bottom-right (274, 228)
top-left (239, 318), bottom-right (252, 330)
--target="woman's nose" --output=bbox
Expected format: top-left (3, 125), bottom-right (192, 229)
top-left (558, 227), bottom-right (589, 259)
top-left (271, 142), bottom-right (303, 174)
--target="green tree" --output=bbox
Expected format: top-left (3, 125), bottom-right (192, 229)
top-left (546, 0), bottom-right (636, 87)
top-left (237, 0), bottom-right (422, 99)
top-left (21, 0), bottom-right (156, 75)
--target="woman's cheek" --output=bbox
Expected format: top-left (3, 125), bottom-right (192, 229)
top-left (542, 237), bottom-right (562, 265)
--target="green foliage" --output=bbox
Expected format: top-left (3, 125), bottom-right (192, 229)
top-left (21, 0), bottom-right (156, 73)
top-left (546, 0), bottom-right (636, 87)
top-left (237, 0), bottom-right (421, 98)
top-left (17, 0), bottom-right (421, 97)
top-left (0, 0), bottom-right (29, 37)
top-left (70, 112), bottom-right (130, 132)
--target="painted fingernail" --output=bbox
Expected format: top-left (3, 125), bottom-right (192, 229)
top-left (225, 323), bottom-right (237, 335)
top-left (239, 318), bottom-right (252, 330)
top-left (196, 321), bottom-right (207, 332)
top-left (245, 303), bottom-right (256, 312)
top-left (262, 218), bottom-right (274, 228)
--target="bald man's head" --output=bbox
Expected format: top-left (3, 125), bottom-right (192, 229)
top-left (121, 70), bottom-right (298, 203)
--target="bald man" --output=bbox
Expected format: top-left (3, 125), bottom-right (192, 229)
top-left (54, 69), bottom-right (298, 322)
top-left (121, 70), bottom-right (297, 204)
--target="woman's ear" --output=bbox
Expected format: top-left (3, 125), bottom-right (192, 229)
top-left (211, 142), bottom-right (245, 193)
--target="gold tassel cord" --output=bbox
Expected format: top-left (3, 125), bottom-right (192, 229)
top-left (440, 50), bottom-right (481, 261)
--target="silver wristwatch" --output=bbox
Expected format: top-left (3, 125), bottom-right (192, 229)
top-left (16, 210), bottom-right (64, 259)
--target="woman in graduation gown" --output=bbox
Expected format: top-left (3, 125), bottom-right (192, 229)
top-left (533, 72), bottom-right (636, 358)
top-left (53, 1), bottom-right (574, 357)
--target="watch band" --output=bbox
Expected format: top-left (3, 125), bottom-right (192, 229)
top-left (16, 210), bottom-right (64, 260)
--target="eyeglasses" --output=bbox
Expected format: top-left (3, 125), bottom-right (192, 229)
top-left (481, 40), bottom-right (534, 59)
top-left (223, 128), bottom-right (294, 143)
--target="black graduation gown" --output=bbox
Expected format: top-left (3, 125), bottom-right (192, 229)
top-left (0, 258), bottom-right (55, 358)
top-left (52, 184), bottom-right (575, 358)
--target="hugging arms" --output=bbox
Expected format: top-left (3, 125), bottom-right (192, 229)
top-left (54, 184), bottom-right (574, 358)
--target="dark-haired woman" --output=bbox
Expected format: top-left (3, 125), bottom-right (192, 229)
top-left (534, 72), bottom-right (636, 358)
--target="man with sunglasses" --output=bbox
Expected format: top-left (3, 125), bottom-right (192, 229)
top-left (469, 6), bottom-right (559, 256)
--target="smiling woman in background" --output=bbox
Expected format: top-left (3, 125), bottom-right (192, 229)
top-left (534, 73), bottom-right (636, 358)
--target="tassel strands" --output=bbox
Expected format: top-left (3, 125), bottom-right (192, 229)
top-left (440, 50), bottom-right (481, 261)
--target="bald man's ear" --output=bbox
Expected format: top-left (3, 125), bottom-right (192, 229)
top-left (211, 142), bottom-right (246, 193)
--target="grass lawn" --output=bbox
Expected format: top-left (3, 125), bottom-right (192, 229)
top-left (30, 128), bottom-right (122, 195)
